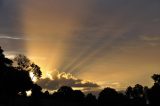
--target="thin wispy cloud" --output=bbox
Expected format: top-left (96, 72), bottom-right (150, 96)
top-left (0, 35), bottom-right (28, 40)
top-left (140, 35), bottom-right (160, 41)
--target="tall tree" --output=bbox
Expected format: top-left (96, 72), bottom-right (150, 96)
top-left (14, 54), bottom-right (31, 71)
top-left (14, 54), bottom-right (42, 79)
top-left (0, 47), bottom-right (33, 98)
top-left (0, 46), bottom-right (12, 69)
top-left (30, 63), bottom-right (42, 79)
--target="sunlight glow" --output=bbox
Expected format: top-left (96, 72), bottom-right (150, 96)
top-left (57, 72), bottom-right (77, 80)
top-left (26, 90), bottom-right (32, 96)
top-left (18, 0), bottom-right (160, 90)
top-left (29, 72), bottom-right (37, 82)
top-left (46, 72), bottom-right (53, 80)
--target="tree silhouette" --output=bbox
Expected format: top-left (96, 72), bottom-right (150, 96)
top-left (132, 84), bottom-right (146, 105)
top-left (0, 47), bottom-right (12, 93)
top-left (30, 84), bottom-right (43, 106)
top-left (14, 54), bottom-right (31, 71)
top-left (31, 84), bottom-right (43, 97)
top-left (98, 88), bottom-right (119, 105)
top-left (152, 74), bottom-right (160, 84)
top-left (1, 46), bottom-right (160, 106)
top-left (148, 83), bottom-right (160, 105)
top-left (148, 75), bottom-right (160, 105)
top-left (73, 90), bottom-right (85, 102)
top-left (0, 47), bottom-right (34, 106)
top-left (5, 68), bottom-right (33, 96)
top-left (85, 93), bottom-right (97, 106)
top-left (30, 63), bottom-right (42, 79)
top-left (14, 54), bottom-right (42, 79)
top-left (0, 47), bottom-right (13, 68)
top-left (133, 84), bottom-right (144, 98)
top-left (43, 91), bottom-right (50, 98)
top-left (0, 47), bottom-right (13, 85)
top-left (57, 86), bottom-right (74, 101)
top-left (126, 86), bottom-right (133, 99)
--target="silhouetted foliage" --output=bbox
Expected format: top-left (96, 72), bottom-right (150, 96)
top-left (57, 86), bottom-right (74, 101)
top-left (14, 54), bottom-right (30, 70)
top-left (152, 74), bottom-right (160, 84)
top-left (0, 46), bottom-right (160, 106)
top-left (14, 54), bottom-right (42, 79)
top-left (73, 90), bottom-right (85, 102)
top-left (98, 88), bottom-right (119, 105)
top-left (148, 83), bottom-right (160, 105)
top-left (0, 48), bottom-right (33, 93)
top-left (31, 84), bottom-right (43, 97)
top-left (0, 47), bottom-right (13, 68)
top-left (0, 47), bottom-right (34, 106)
top-left (85, 93), bottom-right (97, 106)
top-left (126, 86), bottom-right (133, 99)
top-left (31, 63), bottom-right (42, 79)
top-left (1, 67), bottom-right (33, 97)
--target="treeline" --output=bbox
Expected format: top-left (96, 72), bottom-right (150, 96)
top-left (0, 46), bottom-right (160, 106)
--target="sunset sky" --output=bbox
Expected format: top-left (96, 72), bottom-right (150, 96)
top-left (0, 0), bottom-right (160, 90)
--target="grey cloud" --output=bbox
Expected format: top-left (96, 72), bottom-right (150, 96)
top-left (37, 72), bottom-right (99, 90)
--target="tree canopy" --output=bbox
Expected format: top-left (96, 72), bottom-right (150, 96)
top-left (14, 54), bottom-right (42, 79)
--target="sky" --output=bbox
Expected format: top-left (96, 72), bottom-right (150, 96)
top-left (0, 0), bottom-right (160, 91)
